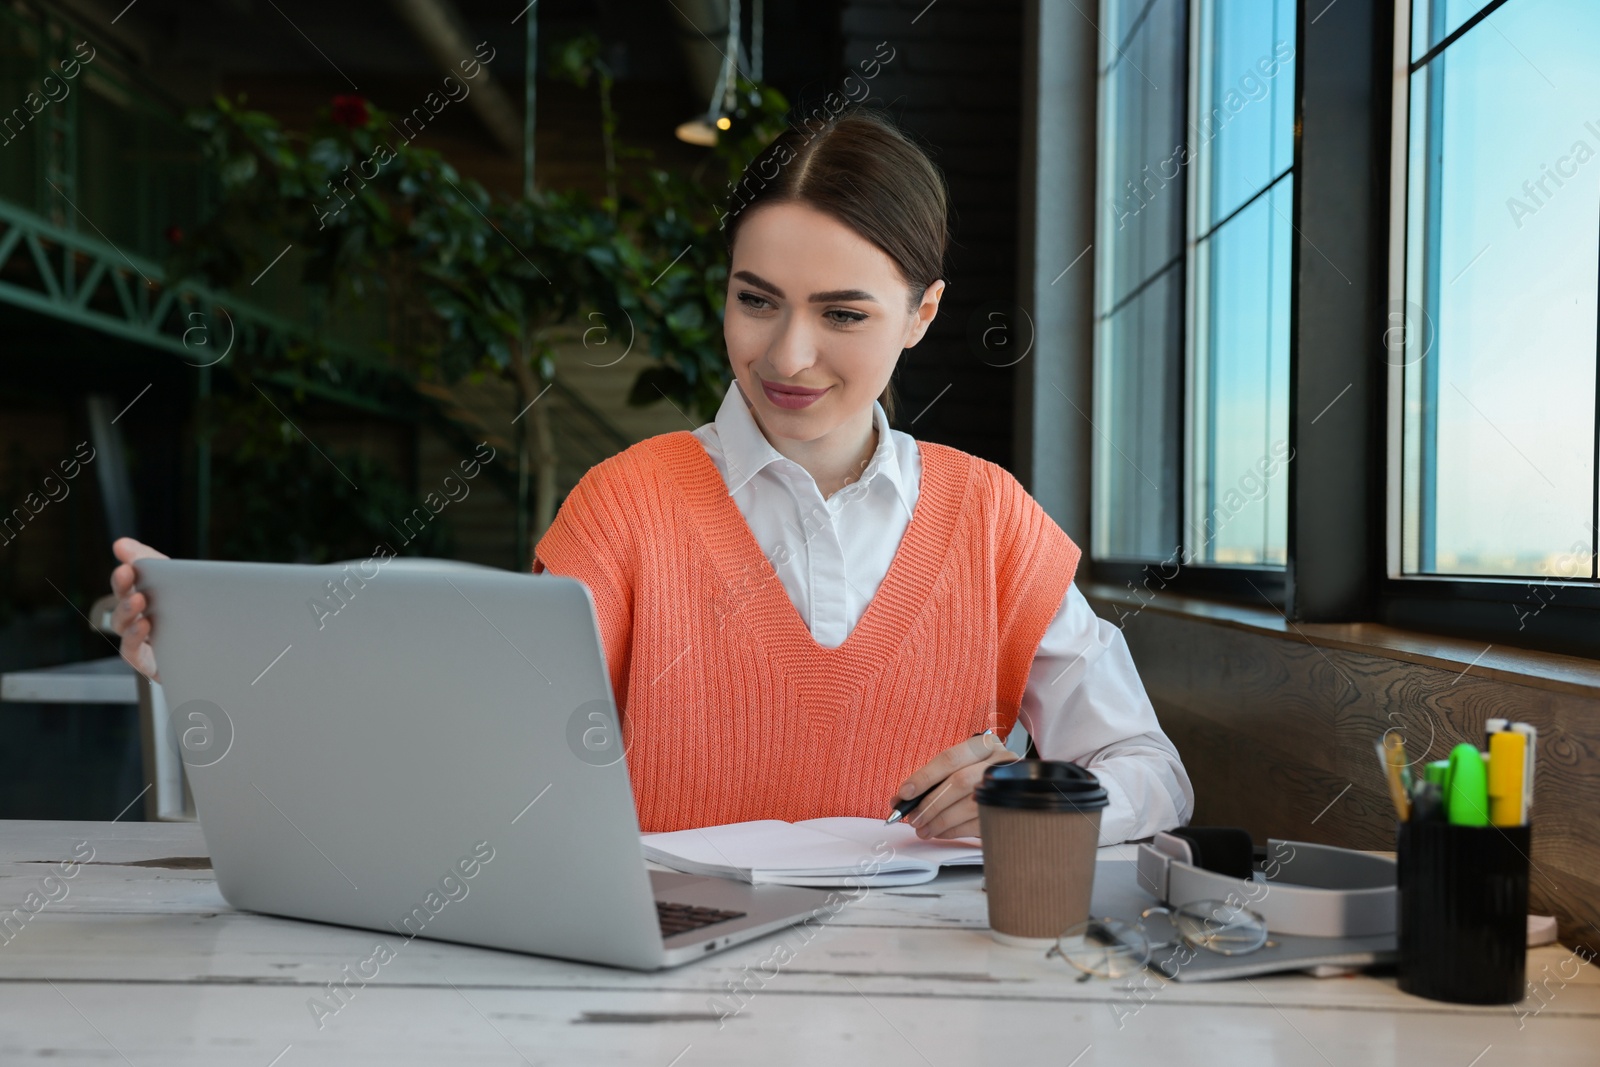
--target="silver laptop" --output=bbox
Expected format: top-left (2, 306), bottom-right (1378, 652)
top-left (136, 556), bottom-right (830, 970)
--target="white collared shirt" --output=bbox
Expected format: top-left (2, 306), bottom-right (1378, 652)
top-left (690, 382), bottom-right (1194, 844)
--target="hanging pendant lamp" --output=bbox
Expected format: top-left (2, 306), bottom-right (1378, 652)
top-left (674, 0), bottom-right (761, 146)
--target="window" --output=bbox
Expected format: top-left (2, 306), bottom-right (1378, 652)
top-left (1092, 0), bottom-right (1297, 578)
top-left (1072, 0), bottom-right (1599, 653)
top-left (1397, 0), bottom-right (1599, 585)
top-left (1187, 0), bottom-right (1295, 566)
top-left (1092, 0), bottom-right (1186, 564)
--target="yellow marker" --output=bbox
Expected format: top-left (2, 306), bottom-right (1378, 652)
top-left (1488, 730), bottom-right (1527, 826)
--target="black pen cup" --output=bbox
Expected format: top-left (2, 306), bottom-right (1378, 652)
top-left (1397, 819), bottom-right (1530, 1004)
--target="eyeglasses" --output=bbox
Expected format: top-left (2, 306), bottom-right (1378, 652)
top-left (1046, 899), bottom-right (1270, 980)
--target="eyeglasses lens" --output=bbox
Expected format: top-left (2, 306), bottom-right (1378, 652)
top-left (1053, 918), bottom-right (1151, 979)
top-left (1173, 900), bottom-right (1269, 955)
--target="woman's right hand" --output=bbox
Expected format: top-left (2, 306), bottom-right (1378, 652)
top-left (110, 537), bottom-right (169, 681)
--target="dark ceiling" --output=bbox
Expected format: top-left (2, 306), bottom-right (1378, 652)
top-left (59, 0), bottom-right (842, 112)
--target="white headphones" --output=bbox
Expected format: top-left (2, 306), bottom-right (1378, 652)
top-left (1136, 831), bottom-right (1398, 938)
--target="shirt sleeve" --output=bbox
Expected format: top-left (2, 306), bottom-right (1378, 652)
top-left (1016, 582), bottom-right (1195, 845)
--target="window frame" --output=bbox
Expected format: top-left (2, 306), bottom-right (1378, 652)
top-left (1379, 0), bottom-right (1600, 658)
top-left (1084, 0), bottom-right (1298, 609)
top-left (1075, 0), bottom-right (1600, 659)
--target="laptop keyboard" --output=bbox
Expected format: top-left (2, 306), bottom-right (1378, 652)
top-left (656, 901), bottom-right (747, 939)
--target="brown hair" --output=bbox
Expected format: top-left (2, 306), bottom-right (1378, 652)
top-left (723, 108), bottom-right (950, 426)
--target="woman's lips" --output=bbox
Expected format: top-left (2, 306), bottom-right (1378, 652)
top-left (761, 379), bottom-right (831, 410)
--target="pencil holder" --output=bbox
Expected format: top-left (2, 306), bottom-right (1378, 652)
top-left (1396, 820), bottom-right (1530, 1004)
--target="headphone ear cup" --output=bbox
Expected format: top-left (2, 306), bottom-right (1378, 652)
top-left (1169, 826), bottom-right (1255, 881)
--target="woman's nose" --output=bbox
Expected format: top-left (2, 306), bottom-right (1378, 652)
top-left (765, 317), bottom-right (817, 379)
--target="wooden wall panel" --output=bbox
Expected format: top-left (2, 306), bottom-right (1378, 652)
top-left (1093, 597), bottom-right (1600, 955)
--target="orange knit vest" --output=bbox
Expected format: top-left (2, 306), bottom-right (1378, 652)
top-left (533, 430), bottom-right (1081, 832)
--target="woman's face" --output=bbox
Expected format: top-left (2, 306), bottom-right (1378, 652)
top-left (724, 201), bottom-right (944, 443)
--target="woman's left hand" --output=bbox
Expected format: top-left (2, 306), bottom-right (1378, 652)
top-left (896, 732), bottom-right (1020, 840)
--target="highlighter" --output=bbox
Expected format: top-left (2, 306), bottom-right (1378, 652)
top-left (1511, 722), bottom-right (1537, 822)
top-left (1487, 730), bottom-right (1527, 826)
top-left (1445, 743), bottom-right (1489, 826)
top-left (1423, 759), bottom-right (1451, 789)
top-left (1410, 780), bottom-right (1446, 823)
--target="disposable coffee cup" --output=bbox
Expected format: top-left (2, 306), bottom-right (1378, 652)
top-left (976, 760), bottom-right (1108, 947)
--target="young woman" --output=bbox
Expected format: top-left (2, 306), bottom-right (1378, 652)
top-left (110, 109), bottom-right (1192, 845)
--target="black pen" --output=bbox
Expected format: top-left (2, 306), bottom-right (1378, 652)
top-left (884, 730), bottom-right (996, 825)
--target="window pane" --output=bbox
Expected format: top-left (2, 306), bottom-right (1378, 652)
top-left (1097, 0), bottom-right (1186, 315)
top-left (1192, 0), bottom-right (1297, 232)
top-left (1188, 177), bottom-right (1293, 566)
top-left (1095, 0), bottom-right (1185, 562)
top-left (1099, 0), bottom-right (1149, 59)
top-left (1183, 0), bottom-right (1296, 569)
top-left (1411, 0), bottom-right (1500, 61)
top-left (1403, 0), bottom-right (1599, 577)
top-left (1094, 265), bottom-right (1182, 560)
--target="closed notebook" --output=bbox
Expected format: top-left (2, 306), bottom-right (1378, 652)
top-left (642, 817), bottom-right (983, 887)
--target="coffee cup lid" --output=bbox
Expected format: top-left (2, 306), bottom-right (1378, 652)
top-left (975, 760), bottom-right (1109, 812)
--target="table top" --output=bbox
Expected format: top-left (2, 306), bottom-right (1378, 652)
top-left (1, 820), bottom-right (1595, 1066)
top-left (0, 656), bottom-right (138, 704)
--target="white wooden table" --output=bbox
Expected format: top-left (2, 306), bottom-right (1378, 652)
top-left (1, 821), bottom-right (1595, 1066)
top-left (0, 656), bottom-right (139, 703)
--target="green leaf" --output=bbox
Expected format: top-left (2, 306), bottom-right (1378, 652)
top-left (221, 153), bottom-right (258, 186)
top-left (665, 302), bottom-right (704, 332)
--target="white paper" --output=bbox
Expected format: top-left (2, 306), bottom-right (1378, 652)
top-left (642, 817), bottom-right (983, 887)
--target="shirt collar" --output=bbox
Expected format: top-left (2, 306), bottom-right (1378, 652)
top-left (713, 379), bottom-right (910, 513)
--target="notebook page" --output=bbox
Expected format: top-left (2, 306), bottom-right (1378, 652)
top-left (642, 821), bottom-right (938, 881)
top-left (800, 818), bottom-right (983, 867)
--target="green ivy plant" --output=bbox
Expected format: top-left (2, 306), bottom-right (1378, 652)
top-left (170, 36), bottom-right (790, 561)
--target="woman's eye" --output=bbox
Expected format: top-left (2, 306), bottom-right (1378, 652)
top-left (737, 292), bottom-right (773, 311)
top-left (826, 309), bottom-right (868, 326)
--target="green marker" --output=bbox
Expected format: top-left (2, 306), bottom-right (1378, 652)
top-left (1423, 760), bottom-right (1451, 789)
top-left (1446, 743), bottom-right (1489, 826)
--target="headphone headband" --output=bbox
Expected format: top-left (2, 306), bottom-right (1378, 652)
top-left (1136, 832), bottom-right (1397, 938)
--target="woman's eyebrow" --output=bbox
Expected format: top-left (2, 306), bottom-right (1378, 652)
top-left (733, 270), bottom-right (880, 305)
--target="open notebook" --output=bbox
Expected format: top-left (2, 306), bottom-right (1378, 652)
top-left (642, 817), bottom-right (983, 887)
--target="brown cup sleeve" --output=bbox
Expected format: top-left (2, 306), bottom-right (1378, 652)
top-left (979, 805), bottom-right (1102, 940)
